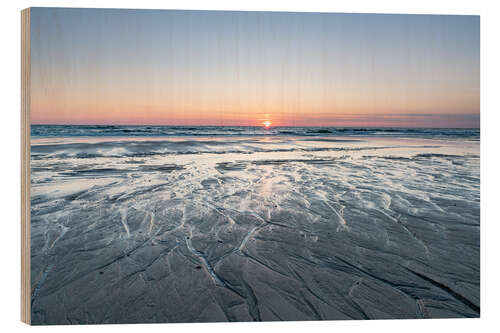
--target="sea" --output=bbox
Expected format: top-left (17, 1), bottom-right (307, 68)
top-left (31, 125), bottom-right (480, 139)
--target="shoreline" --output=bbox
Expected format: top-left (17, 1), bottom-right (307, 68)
top-left (29, 135), bottom-right (480, 323)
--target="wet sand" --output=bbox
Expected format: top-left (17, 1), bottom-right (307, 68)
top-left (30, 136), bottom-right (480, 324)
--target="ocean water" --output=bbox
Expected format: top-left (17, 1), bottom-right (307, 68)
top-left (30, 125), bottom-right (480, 324)
top-left (31, 124), bottom-right (480, 139)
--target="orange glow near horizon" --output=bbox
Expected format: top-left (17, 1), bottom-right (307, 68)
top-left (263, 121), bottom-right (272, 128)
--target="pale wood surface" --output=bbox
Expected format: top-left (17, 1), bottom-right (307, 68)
top-left (21, 7), bottom-right (31, 325)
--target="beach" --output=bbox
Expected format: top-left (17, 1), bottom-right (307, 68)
top-left (29, 126), bottom-right (480, 324)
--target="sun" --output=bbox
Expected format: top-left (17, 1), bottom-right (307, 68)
top-left (263, 121), bottom-right (272, 128)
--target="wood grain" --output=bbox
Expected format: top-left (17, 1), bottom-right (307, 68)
top-left (21, 7), bottom-right (31, 325)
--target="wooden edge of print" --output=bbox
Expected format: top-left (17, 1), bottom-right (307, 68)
top-left (21, 7), bottom-right (31, 325)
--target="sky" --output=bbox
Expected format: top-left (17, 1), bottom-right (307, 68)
top-left (30, 8), bottom-right (480, 128)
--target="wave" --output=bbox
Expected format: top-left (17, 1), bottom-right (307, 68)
top-left (31, 125), bottom-right (480, 139)
top-left (30, 139), bottom-right (401, 159)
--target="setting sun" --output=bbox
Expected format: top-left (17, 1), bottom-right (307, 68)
top-left (263, 121), bottom-right (272, 128)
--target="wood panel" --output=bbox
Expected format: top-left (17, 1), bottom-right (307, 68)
top-left (21, 7), bottom-right (31, 325)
